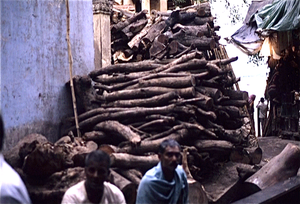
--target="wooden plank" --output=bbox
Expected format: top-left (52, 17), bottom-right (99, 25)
top-left (232, 176), bottom-right (300, 204)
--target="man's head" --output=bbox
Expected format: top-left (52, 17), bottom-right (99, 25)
top-left (260, 97), bottom-right (265, 103)
top-left (85, 150), bottom-right (110, 190)
top-left (158, 139), bottom-right (181, 173)
top-left (0, 113), bottom-right (4, 152)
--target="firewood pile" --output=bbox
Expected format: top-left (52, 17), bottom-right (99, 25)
top-left (3, 3), bottom-right (262, 204)
top-left (111, 3), bottom-right (220, 63)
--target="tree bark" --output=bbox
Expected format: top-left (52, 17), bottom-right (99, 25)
top-left (110, 169), bottom-right (137, 204)
top-left (97, 87), bottom-right (196, 102)
top-left (111, 10), bottom-right (147, 34)
top-left (102, 92), bottom-right (178, 108)
top-left (245, 143), bottom-right (300, 190)
top-left (110, 153), bottom-right (159, 170)
top-left (94, 120), bottom-right (141, 145)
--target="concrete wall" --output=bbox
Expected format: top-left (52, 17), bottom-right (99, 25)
top-left (1, 0), bottom-right (95, 151)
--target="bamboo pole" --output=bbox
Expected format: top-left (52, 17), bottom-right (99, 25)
top-left (66, 0), bottom-right (81, 137)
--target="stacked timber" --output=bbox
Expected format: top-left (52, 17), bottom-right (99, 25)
top-left (3, 3), bottom-right (265, 204)
top-left (55, 52), bottom-right (259, 203)
top-left (111, 2), bottom-right (221, 63)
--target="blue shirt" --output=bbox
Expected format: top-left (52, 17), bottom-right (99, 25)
top-left (136, 162), bottom-right (188, 204)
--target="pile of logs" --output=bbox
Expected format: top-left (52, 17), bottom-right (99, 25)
top-left (55, 49), bottom-right (259, 202)
top-left (3, 3), bottom-right (265, 204)
top-left (111, 2), bottom-right (220, 63)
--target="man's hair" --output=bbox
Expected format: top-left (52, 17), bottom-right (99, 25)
top-left (85, 150), bottom-right (110, 169)
top-left (0, 113), bottom-right (4, 151)
top-left (260, 97), bottom-right (265, 103)
top-left (158, 139), bottom-right (181, 154)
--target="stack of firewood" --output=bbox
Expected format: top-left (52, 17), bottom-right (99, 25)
top-left (111, 2), bottom-right (220, 63)
top-left (3, 3), bottom-right (262, 204)
top-left (56, 3), bottom-right (258, 204)
top-left (55, 49), bottom-right (258, 203)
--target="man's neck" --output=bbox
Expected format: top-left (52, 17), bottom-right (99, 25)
top-left (84, 181), bottom-right (104, 204)
top-left (162, 168), bottom-right (175, 182)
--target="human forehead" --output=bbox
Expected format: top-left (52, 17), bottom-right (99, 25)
top-left (163, 145), bottom-right (180, 153)
top-left (86, 161), bottom-right (109, 168)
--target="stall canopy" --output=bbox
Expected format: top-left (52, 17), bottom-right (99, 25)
top-left (230, 0), bottom-right (300, 55)
top-left (255, 0), bottom-right (300, 31)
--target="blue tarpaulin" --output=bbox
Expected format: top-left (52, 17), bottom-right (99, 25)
top-left (255, 0), bottom-right (300, 31)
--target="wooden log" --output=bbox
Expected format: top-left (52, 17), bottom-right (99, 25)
top-left (111, 10), bottom-right (147, 33)
top-left (230, 146), bottom-right (262, 165)
top-left (129, 18), bottom-right (148, 34)
top-left (110, 153), bottom-right (159, 170)
top-left (113, 50), bottom-right (133, 63)
top-left (182, 148), bottom-right (209, 204)
top-left (173, 23), bottom-right (213, 37)
top-left (165, 10), bottom-right (197, 28)
top-left (143, 124), bottom-right (187, 141)
top-left (149, 39), bottom-right (167, 58)
top-left (215, 105), bottom-right (242, 118)
top-left (194, 140), bottom-right (234, 152)
top-left (65, 104), bottom-right (183, 134)
top-left (97, 87), bottom-right (196, 102)
top-left (112, 7), bottom-right (134, 19)
top-left (245, 143), bottom-right (300, 190)
top-left (111, 30), bottom-right (128, 42)
top-left (115, 168), bottom-right (143, 186)
top-left (102, 92), bottom-right (178, 108)
top-left (89, 60), bottom-right (161, 78)
top-left (94, 73), bottom-right (145, 84)
top-left (193, 16), bottom-right (215, 26)
top-left (196, 2), bottom-right (211, 17)
top-left (94, 120), bottom-right (141, 145)
top-left (161, 58), bottom-right (207, 73)
top-left (95, 72), bottom-right (203, 91)
top-left (99, 144), bottom-right (120, 154)
top-left (195, 86), bottom-right (222, 103)
top-left (176, 93), bottom-right (213, 111)
top-left (157, 34), bottom-right (169, 45)
top-left (142, 21), bottom-right (167, 45)
top-left (128, 18), bottom-right (155, 51)
top-left (174, 44), bottom-right (196, 58)
top-left (110, 169), bottom-right (137, 204)
top-left (120, 129), bottom-right (189, 155)
top-left (168, 40), bottom-right (191, 56)
top-left (179, 121), bottom-right (217, 138)
top-left (82, 130), bottom-right (107, 142)
top-left (129, 76), bottom-right (196, 89)
top-left (210, 56), bottom-right (238, 66)
top-left (179, 36), bottom-right (216, 51)
top-left (69, 75), bottom-right (98, 115)
top-left (222, 89), bottom-right (249, 101)
top-left (136, 118), bottom-right (174, 131)
top-left (151, 10), bottom-right (172, 17)
top-left (219, 99), bottom-right (248, 107)
top-left (94, 52), bottom-right (204, 91)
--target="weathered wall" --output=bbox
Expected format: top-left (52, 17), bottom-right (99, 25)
top-left (0, 0), bottom-right (95, 151)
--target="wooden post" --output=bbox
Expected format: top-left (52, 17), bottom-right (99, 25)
top-left (160, 0), bottom-right (168, 12)
top-left (257, 107), bottom-right (260, 137)
top-left (142, 0), bottom-right (150, 13)
top-left (93, 0), bottom-right (112, 69)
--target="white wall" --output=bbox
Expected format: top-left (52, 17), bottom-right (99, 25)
top-left (1, 0), bottom-right (95, 150)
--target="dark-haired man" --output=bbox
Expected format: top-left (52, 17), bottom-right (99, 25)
top-left (61, 150), bottom-right (126, 204)
top-left (0, 113), bottom-right (32, 204)
top-left (136, 139), bottom-right (188, 204)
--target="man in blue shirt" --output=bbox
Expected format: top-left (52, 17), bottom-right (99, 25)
top-left (136, 139), bottom-right (188, 204)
